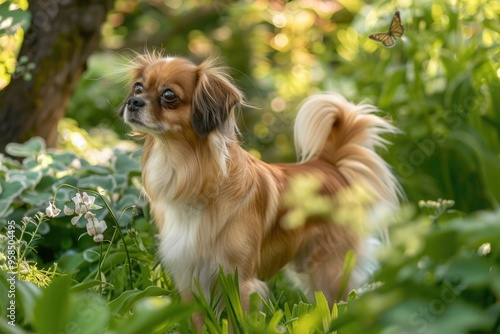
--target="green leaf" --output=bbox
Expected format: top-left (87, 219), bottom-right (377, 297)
top-left (314, 292), bottom-right (331, 332)
top-left (0, 180), bottom-right (26, 200)
top-left (78, 175), bottom-right (117, 192)
top-left (424, 302), bottom-right (495, 334)
top-left (50, 152), bottom-right (79, 167)
top-left (438, 259), bottom-right (492, 287)
top-left (267, 309), bottom-right (284, 332)
top-left (79, 165), bottom-right (112, 175)
top-left (111, 299), bottom-right (196, 334)
top-left (70, 280), bottom-right (105, 293)
top-left (35, 175), bottom-right (58, 191)
top-left (0, 199), bottom-right (14, 217)
top-left (0, 319), bottom-right (30, 334)
top-left (113, 153), bottom-right (141, 175)
top-left (7, 170), bottom-right (42, 189)
top-left (20, 190), bottom-right (52, 206)
top-left (116, 194), bottom-right (139, 211)
top-left (57, 251), bottom-right (85, 273)
top-left (108, 286), bottom-right (170, 315)
top-left (0, 2), bottom-right (31, 35)
top-left (218, 270), bottom-right (246, 332)
top-left (82, 249), bottom-right (100, 263)
top-left (33, 275), bottom-right (72, 334)
top-left (5, 137), bottom-right (45, 158)
top-left (193, 280), bottom-right (222, 332)
top-left (337, 250), bottom-right (356, 300)
top-left (66, 293), bottom-right (109, 334)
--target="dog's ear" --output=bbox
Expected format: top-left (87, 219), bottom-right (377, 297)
top-left (192, 58), bottom-right (242, 137)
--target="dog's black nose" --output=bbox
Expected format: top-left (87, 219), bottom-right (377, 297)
top-left (127, 97), bottom-right (145, 112)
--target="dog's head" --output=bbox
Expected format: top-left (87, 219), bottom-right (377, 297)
top-left (120, 52), bottom-right (243, 138)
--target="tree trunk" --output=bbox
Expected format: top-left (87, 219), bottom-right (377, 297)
top-left (0, 0), bottom-right (114, 152)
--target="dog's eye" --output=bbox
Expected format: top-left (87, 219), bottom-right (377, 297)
top-left (162, 89), bottom-right (178, 103)
top-left (134, 83), bottom-right (143, 95)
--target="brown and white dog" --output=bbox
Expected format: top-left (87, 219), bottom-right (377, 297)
top-left (120, 51), bottom-right (402, 319)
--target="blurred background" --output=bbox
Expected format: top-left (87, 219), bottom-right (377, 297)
top-left (1, 0), bottom-right (499, 213)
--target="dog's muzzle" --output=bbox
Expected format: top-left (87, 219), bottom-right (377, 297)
top-left (126, 96), bottom-right (145, 112)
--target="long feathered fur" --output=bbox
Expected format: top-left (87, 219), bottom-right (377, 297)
top-left (120, 53), bottom-right (403, 331)
top-left (294, 93), bottom-right (402, 208)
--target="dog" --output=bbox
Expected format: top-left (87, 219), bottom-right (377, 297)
top-left (120, 51), bottom-right (402, 325)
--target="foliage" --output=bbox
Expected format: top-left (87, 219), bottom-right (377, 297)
top-left (3, 0), bottom-right (499, 210)
top-left (335, 1), bottom-right (500, 213)
top-left (0, 0), bottom-right (30, 88)
top-left (332, 208), bottom-right (500, 334)
top-left (1, 138), bottom-right (500, 333)
top-left (59, 0), bottom-right (500, 214)
top-left (65, 54), bottom-right (130, 138)
top-left (1, 0), bottom-right (500, 332)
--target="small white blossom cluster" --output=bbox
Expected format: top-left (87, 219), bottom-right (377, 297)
top-left (46, 192), bottom-right (107, 242)
top-left (418, 198), bottom-right (455, 209)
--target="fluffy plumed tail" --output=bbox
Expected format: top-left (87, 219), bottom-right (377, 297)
top-left (294, 93), bottom-right (402, 208)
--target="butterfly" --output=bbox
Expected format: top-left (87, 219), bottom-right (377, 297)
top-left (369, 10), bottom-right (404, 48)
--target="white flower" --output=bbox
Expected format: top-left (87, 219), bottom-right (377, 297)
top-left (82, 192), bottom-right (96, 208)
top-left (63, 205), bottom-right (74, 215)
top-left (86, 218), bottom-right (107, 241)
top-left (72, 192), bottom-right (95, 215)
top-left (68, 191), bottom-right (106, 242)
top-left (69, 158), bottom-right (81, 169)
top-left (95, 219), bottom-right (107, 234)
top-left (86, 220), bottom-right (96, 236)
top-left (45, 202), bottom-right (61, 217)
top-left (72, 193), bottom-right (87, 215)
top-left (478, 243), bottom-right (491, 256)
top-left (71, 215), bottom-right (81, 226)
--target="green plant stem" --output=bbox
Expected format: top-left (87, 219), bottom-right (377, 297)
top-left (99, 242), bottom-right (103, 295)
top-left (52, 184), bottom-right (134, 289)
top-left (17, 214), bottom-right (44, 264)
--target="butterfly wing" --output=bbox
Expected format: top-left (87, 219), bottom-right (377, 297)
top-left (369, 33), bottom-right (396, 48)
top-left (389, 10), bottom-right (404, 38)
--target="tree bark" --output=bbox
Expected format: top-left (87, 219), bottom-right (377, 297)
top-left (0, 0), bottom-right (114, 152)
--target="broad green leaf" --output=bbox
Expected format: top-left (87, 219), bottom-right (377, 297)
top-left (7, 170), bottom-right (42, 189)
top-left (438, 259), bottom-right (492, 287)
top-left (79, 165), bottom-right (112, 175)
top-left (57, 251), bottom-right (85, 273)
top-left (111, 299), bottom-right (196, 334)
top-left (423, 302), bottom-right (494, 334)
top-left (35, 175), bottom-right (58, 191)
top-left (113, 154), bottom-right (141, 175)
top-left (0, 199), bottom-right (14, 217)
top-left (66, 293), bottom-right (109, 334)
top-left (0, 180), bottom-right (26, 200)
top-left (107, 286), bottom-right (169, 315)
top-left (5, 137), bottom-right (45, 158)
top-left (33, 275), bottom-right (72, 334)
top-left (20, 190), bottom-right (52, 206)
top-left (78, 175), bottom-right (117, 192)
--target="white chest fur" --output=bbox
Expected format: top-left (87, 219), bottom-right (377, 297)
top-left (157, 204), bottom-right (202, 289)
top-left (155, 202), bottom-right (221, 295)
